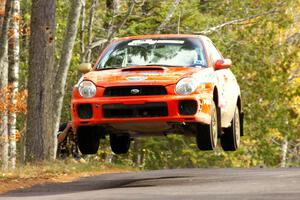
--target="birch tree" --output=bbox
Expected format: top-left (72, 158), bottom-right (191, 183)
top-left (79, 0), bottom-right (86, 63)
top-left (0, 0), bottom-right (12, 170)
top-left (52, 0), bottom-right (82, 148)
top-left (280, 136), bottom-right (288, 168)
top-left (7, 0), bottom-right (20, 169)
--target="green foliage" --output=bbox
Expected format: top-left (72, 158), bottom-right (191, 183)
top-left (17, 0), bottom-right (300, 168)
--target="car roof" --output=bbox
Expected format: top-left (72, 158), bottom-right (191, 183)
top-left (112, 34), bottom-right (209, 42)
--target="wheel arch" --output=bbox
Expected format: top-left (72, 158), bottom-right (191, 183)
top-left (213, 86), bottom-right (222, 136)
top-left (213, 86), bottom-right (219, 106)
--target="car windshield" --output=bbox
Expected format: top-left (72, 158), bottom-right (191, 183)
top-left (96, 38), bottom-right (207, 69)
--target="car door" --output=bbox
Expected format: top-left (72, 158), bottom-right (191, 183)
top-left (203, 39), bottom-right (238, 127)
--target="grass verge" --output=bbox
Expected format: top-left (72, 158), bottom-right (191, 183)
top-left (0, 159), bottom-right (136, 194)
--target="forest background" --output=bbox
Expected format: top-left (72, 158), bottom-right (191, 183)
top-left (0, 0), bottom-right (300, 171)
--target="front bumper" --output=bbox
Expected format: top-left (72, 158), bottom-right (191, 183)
top-left (71, 94), bottom-right (213, 127)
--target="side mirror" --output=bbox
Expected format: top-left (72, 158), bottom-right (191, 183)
top-left (214, 59), bottom-right (232, 70)
top-left (78, 63), bottom-right (92, 74)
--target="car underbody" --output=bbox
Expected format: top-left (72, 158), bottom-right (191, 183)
top-left (102, 121), bottom-right (199, 137)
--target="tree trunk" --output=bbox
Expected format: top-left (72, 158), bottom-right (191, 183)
top-left (133, 139), bottom-right (142, 167)
top-left (105, 0), bottom-right (120, 37)
top-left (0, 0), bottom-right (6, 25)
top-left (79, 0), bottom-right (86, 63)
top-left (85, 0), bottom-right (97, 63)
top-left (106, 0), bottom-right (135, 43)
top-left (155, 0), bottom-right (181, 34)
top-left (25, 0), bottom-right (56, 162)
top-left (26, 0), bottom-right (82, 162)
top-left (0, 0), bottom-right (12, 170)
top-left (52, 0), bottom-right (82, 148)
top-left (82, 0), bottom-right (132, 56)
top-left (280, 136), bottom-right (288, 168)
top-left (7, 0), bottom-right (20, 169)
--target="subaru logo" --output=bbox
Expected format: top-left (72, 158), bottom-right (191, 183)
top-left (130, 89), bottom-right (140, 95)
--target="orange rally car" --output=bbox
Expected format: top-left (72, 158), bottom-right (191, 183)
top-left (71, 34), bottom-right (244, 154)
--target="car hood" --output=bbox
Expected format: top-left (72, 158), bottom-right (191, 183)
top-left (83, 66), bottom-right (205, 87)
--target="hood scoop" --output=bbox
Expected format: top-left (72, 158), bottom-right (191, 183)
top-left (121, 66), bottom-right (165, 72)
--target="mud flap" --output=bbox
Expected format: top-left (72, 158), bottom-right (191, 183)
top-left (240, 112), bottom-right (244, 136)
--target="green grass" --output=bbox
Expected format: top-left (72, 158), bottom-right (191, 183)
top-left (0, 159), bottom-right (137, 180)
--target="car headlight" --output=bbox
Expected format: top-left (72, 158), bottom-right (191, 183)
top-left (175, 77), bottom-right (198, 95)
top-left (78, 80), bottom-right (96, 98)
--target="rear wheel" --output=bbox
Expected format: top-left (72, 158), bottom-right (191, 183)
top-left (110, 134), bottom-right (131, 154)
top-left (77, 126), bottom-right (100, 154)
top-left (196, 100), bottom-right (219, 150)
top-left (220, 105), bottom-right (240, 151)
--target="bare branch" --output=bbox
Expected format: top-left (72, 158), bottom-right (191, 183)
top-left (195, 9), bottom-right (278, 35)
top-left (105, 0), bottom-right (119, 38)
top-left (107, 0), bottom-right (135, 42)
top-left (133, 0), bottom-right (146, 6)
top-left (89, 38), bottom-right (107, 49)
top-left (272, 138), bottom-right (295, 155)
top-left (80, 0), bottom-right (85, 6)
top-left (82, 0), bottom-right (136, 58)
top-left (79, 0), bottom-right (86, 62)
top-left (286, 32), bottom-right (300, 45)
top-left (85, 0), bottom-right (97, 62)
top-left (82, 38), bottom-right (107, 59)
top-left (288, 64), bottom-right (300, 82)
top-left (155, 0), bottom-right (181, 34)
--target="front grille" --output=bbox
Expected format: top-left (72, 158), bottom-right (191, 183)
top-left (77, 104), bottom-right (93, 119)
top-left (103, 102), bottom-right (168, 118)
top-left (104, 86), bottom-right (167, 97)
top-left (178, 100), bottom-right (198, 115)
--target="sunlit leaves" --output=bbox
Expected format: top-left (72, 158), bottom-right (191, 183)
top-left (44, 0), bottom-right (300, 168)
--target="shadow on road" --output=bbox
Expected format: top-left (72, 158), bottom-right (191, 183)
top-left (1, 172), bottom-right (190, 197)
top-left (2, 168), bottom-right (300, 200)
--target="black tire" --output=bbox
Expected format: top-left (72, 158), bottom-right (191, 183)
top-left (110, 134), bottom-right (131, 154)
top-left (196, 100), bottom-right (219, 150)
top-left (220, 105), bottom-right (240, 151)
top-left (77, 126), bottom-right (100, 154)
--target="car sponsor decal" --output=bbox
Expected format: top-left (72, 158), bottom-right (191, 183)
top-left (111, 72), bottom-right (161, 76)
top-left (127, 76), bottom-right (147, 81)
top-left (199, 99), bottom-right (212, 115)
top-left (194, 60), bottom-right (205, 66)
top-left (128, 39), bottom-right (185, 46)
top-left (138, 71), bottom-right (162, 75)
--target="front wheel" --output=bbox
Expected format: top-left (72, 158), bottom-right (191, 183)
top-left (110, 134), bottom-right (131, 154)
top-left (196, 100), bottom-right (220, 150)
top-left (220, 105), bottom-right (241, 151)
top-left (77, 126), bottom-right (100, 154)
